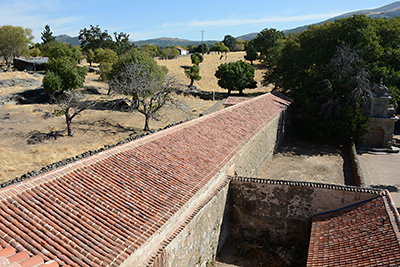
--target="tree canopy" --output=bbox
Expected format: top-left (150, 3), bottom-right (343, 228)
top-left (244, 40), bottom-right (258, 65)
top-left (79, 25), bottom-right (114, 52)
top-left (264, 15), bottom-right (400, 144)
top-left (0, 25), bottom-right (33, 71)
top-left (42, 41), bottom-right (88, 137)
top-left (41, 25), bottom-right (55, 45)
top-left (191, 52), bottom-right (203, 65)
top-left (109, 49), bottom-right (175, 131)
top-left (215, 60), bottom-right (257, 95)
top-left (185, 65), bottom-right (201, 87)
top-left (223, 35), bottom-right (237, 51)
top-left (211, 42), bottom-right (229, 53)
top-left (254, 28), bottom-right (285, 64)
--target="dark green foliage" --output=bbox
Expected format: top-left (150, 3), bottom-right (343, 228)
top-left (79, 25), bottom-right (115, 52)
top-left (254, 28), bottom-right (285, 63)
top-left (191, 43), bottom-right (209, 54)
top-left (41, 25), bottom-right (55, 45)
top-left (43, 57), bottom-right (88, 94)
top-left (140, 44), bottom-right (159, 57)
top-left (244, 41), bottom-right (258, 65)
top-left (223, 35), bottom-right (237, 51)
top-left (264, 14), bottom-right (400, 144)
top-left (113, 32), bottom-right (136, 55)
top-left (41, 41), bottom-right (81, 62)
top-left (185, 65), bottom-right (201, 87)
top-left (191, 53), bottom-right (203, 65)
top-left (158, 46), bottom-right (179, 60)
top-left (210, 42), bottom-right (229, 53)
top-left (42, 71), bottom-right (62, 93)
top-left (215, 60), bottom-right (257, 95)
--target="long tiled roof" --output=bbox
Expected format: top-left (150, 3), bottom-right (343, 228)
top-left (0, 92), bottom-right (292, 266)
top-left (307, 193), bottom-right (400, 266)
top-left (0, 244), bottom-right (59, 267)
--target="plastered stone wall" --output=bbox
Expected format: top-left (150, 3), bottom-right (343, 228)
top-left (164, 183), bottom-right (229, 267)
top-left (232, 108), bottom-right (289, 177)
top-left (229, 178), bottom-right (381, 247)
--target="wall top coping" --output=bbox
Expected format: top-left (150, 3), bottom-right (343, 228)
top-left (229, 176), bottom-right (386, 195)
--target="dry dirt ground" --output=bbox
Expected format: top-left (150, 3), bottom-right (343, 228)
top-left (0, 52), bottom-right (270, 183)
top-left (259, 135), bottom-right (347, 185)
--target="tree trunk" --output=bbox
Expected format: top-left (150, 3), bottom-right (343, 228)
top-left (5, 58), bottom-right (12, 72)
top-left (143, 115), bottom-right (150, 131)
top-left (65, 108), bottom-right (73, 137)
top-left (228, 89), bottom-right (231, 95)
top-left (189, 79), bottom-right (194, 87)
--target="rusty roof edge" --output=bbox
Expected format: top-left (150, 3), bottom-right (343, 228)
top-left (229, 176), bottom-right (385, 195)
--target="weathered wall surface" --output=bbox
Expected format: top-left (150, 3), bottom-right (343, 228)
top-left (229, 178), bottom-right (382, 247)
top-left (232, 108), bottom-right (289, 178)
top-left (164, 183), bottom-right (229, 267)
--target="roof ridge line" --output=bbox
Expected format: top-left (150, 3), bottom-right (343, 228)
top-left (229, 176), bottom-right (384, 195)
top-left (382, 192), bottom-right (400, 248)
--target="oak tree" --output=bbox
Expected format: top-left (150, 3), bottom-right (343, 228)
top-left (0, 25), bottom-right (33, 71)
top-left (109, 50), bottom-right (176, 131)
top-left (215, 60), bottom-right (257, 95)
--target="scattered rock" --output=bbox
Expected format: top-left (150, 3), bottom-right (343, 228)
top-left (27, 130), bottom-right (63, 145)
top-left (0, 95), bottom-right (19, 107)
top-left (43, 112), bottom-right (53, 119)
top-left (0, 113), bottom-right (10, 121)
top-left (84, 86), bottom-right (101, 95)
top-left (0, 78), bottom-right (41, 88)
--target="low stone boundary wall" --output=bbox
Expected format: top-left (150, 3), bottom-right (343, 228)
top-left (349, 142), bottom-right (364, 186)
top-left (227, 177), bottom-right (383, 265)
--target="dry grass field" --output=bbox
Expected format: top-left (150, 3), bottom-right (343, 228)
top-left (0, 52), bottom-right (270, 182)
top-left (158, 51), bottom-right (271, 93)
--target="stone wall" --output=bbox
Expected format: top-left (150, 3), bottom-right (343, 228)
top-left (231, 107), bottom-right (289, 178)
top-left (164, 183), bottom-right (230, 267)
top-left (227, 177), bottom-right (383, 264)
top-left (143, 96), bottom-right (291, 266)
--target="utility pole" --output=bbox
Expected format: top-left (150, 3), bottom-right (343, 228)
top-left (200, 30), bottom-right (205, 55)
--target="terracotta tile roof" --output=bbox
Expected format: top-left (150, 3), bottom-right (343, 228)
top-left (307, 193), bottom-right (400, 266)
top-left (223, 96), bottom-right (253, 107)
top-left (0, 92), bottom-right (292, 266)
top-left (0, 244), bottom-right (60, 267)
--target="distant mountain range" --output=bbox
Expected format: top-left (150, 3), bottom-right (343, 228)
top-left (133, 37), bottom-right (218, 47)
top-left (55, 1), bottom-right (400, 48)
top-left (55, 35), bottom-right (80, 46)
top-left (285, 1), bottom-right (400, 34)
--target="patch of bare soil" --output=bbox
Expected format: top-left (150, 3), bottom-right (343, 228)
top-left (258, 134), bottom-right (349, 185)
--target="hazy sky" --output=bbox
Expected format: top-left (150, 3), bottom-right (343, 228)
top-left (0, 0), bottom-right (395, 42)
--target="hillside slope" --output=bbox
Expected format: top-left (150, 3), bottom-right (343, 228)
top-left (286, 1), bottom-right (400, 34)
